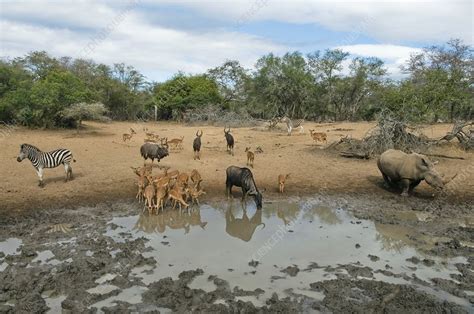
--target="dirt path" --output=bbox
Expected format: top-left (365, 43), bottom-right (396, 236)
top-left (1, 121), bottom-right (472, 213)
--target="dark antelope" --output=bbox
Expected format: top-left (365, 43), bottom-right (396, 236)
top-left (224, 127), bottom-right (234, 156)
top-left (193, 130), bottom-right (203, 160)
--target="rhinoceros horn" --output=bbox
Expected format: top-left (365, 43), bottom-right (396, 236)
top-left (442, 173), bottom-right (458, 185)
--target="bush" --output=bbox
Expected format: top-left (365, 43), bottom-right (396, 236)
top-left (60, 102), bottom-right (109, 128)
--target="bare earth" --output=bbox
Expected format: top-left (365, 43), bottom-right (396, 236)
top-left (1, 121), bottom-right (474, 312)
top-left (1, 120), bottom-right (473, 213)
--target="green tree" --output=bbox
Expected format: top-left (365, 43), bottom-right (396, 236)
top-left (401, 39), bottom-right (473, 121)
top-left (208, 60), bottom-right (250, 107)
top-left (250, 52), bottom-right (315, 119)
top-left (153, 74), bottom-right (222, 120)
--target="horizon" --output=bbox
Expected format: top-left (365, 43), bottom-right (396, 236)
top-left (1, 0), bottom-right (472, 82)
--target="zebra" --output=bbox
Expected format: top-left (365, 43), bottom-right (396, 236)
top-left (280, 116), bottom-right (304, 136)
top-left (17, 143), bottom-right (76, 187)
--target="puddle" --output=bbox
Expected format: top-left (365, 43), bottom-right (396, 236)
top-left (0, 238), bottom-right (22, 256)
top-left (29, 250), bottom-right (62, 267)
top-left (42, 291), bottom-right (66, 314)
top-left (105, 198), bottom-right (470, 307)
top-left (90, 286), bottom-right (147, 310)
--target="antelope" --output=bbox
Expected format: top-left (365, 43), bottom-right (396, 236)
top-left (187, 186), bottom-right (206, 206)
top-left (145, 131), bottom-right (155, 138)
top-left (245, 147), bottom-right (254, 168)
top-left (190, 169), bottom-right (202, 189)
top-left (136, 175), bottom-right (147, 202)
top-left (155, 183), bottom-right (168, 213)
top-left (154, 175), bottom-right (171, 188)
top-left (168, 185), bottom-right (189, 210)
top-left (309, 129), bottom-right (327, 144)
top-left (193, 130), bottom-right (203, 160)
top-left (224, 127), bottom-right (234, 156)
top-left (123, 128), bottom-right (137, 142)
top-left (177, 172), bottom-right (189, 187)
top-left (143, 182), bottom-right (156, 214)
top-left (278, 174), bottom-right (290, 193)
top-left (168, 137), bottom-right (184, 150)
top-left (131, 165), bottom-right (152, 177)
top-left (165, 168), bottom-right (180, 180)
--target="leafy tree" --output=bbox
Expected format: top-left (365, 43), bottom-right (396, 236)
top-left (250, 52), bottom-right (315, 119)
top-left (401, 39), bottom-right (473, 121)
top-left (332, 57), bottom-right (386, 120)
top-left (208, 60), bottom-right (250, 106)
top-left (153, 73), bottom-right (221, 120)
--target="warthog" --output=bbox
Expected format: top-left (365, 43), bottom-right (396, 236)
top-left (225, 165), bottom-right (263, 209)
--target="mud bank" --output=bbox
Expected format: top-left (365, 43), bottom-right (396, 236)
top-left (0, 195), bottom-right (473, 313)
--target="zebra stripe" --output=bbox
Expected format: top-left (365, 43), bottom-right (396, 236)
top-left (281, 117), bottom-right (305, 135)
top-left (20, 144), bottom-right (74, 169)
top-left (20, 144), bottom-right (73, 169)
top-left (18, 143), bottom-right (75, 186)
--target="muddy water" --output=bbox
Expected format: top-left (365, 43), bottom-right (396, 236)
top-left (104, 198), bottom-right (471, 309)
top-left (1, 197), bottom-right (472, 312)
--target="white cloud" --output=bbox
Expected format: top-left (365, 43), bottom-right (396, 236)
top-left (0, 1), bottom-right (471, 81)
top-left (0, 3), bottom-right (285, 81)
top-left (336, 44), bottom-right (422, 78)
top-left (154, 0), bottom-right (473, 44)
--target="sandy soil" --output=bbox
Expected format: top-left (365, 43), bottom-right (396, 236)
top-left (1, 121), bottom-right (473, 312)
top-left (1, 120), bottom-right (473, 213)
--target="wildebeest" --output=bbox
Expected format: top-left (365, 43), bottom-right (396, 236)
top-left (225, 208), bottom-right (264, 242)
top-left (225, 165), bottom-right (263, 209)
top-left (140, 142), bottom-right (169, 164)
top-left (224, 127), bottom-right (234, 156)
top-left (193, 130), bottom-right (203, 160)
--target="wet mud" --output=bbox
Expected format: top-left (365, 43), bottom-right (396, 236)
top-left (0, 194), bottom-right (473, 313)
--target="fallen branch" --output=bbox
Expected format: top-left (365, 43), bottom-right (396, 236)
top-left (422, 153), bottom-right (465, 160)
top-left (339, 151), bottom-right (370, 159)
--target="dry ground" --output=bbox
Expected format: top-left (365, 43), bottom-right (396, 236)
top-left (1, 120), bottom-right (473, 213)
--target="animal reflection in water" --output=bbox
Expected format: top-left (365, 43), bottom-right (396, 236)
top-left (226, 207), bottom-right (265, 242)
top-left (134, 208), bottom-right (207, 234)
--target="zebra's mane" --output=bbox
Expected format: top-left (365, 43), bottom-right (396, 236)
top-left (21, 143), bottom-right (41, 152)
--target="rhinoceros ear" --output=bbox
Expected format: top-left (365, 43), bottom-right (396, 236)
top-left (421, 157), bottom-right (429, 167)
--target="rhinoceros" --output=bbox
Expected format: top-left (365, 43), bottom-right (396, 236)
top-left (377, 149), bottom-right (456, 196)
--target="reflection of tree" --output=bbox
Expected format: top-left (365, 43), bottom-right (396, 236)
top-left (308, 206), bottom-right (342, 225)
top-left (374, 223), bottom-right (410, 252)
top-left (133, 209), bottom-right (207, 235)
top-left (226, 208), bottom-right (264, 242)
top-left (260, 201), bottom-right (343, 226)
top-left (264, 201), bottom-right (299, 222)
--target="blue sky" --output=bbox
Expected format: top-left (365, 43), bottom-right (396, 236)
top-left (1, 0), bottom-right (472, 81)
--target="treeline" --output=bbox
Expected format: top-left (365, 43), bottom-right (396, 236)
top-left (0, 39), bottom-right (472, 128)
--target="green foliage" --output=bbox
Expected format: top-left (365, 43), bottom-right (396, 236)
top-left (153, 73), bottom-right (222, 120)
top-left (0, 39), bottom-right (471, 128)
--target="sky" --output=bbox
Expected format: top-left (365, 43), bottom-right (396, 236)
top-left (0, 0), bottom-right (472, 81)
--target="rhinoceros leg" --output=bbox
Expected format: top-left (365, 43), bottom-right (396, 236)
top-left (400, 179), bottom-right (411, 196)
top-left (381, 173), bottom-right (391, 187)
top-left (409, 180), bottom-right (421, 193)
